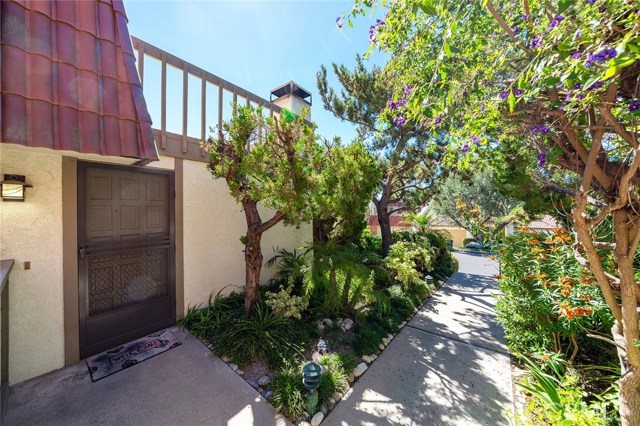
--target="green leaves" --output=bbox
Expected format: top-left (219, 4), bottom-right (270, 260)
top-left (558, 0), bottom-right (575, 14)
top-left (508, 90), bottom-right (516, 113)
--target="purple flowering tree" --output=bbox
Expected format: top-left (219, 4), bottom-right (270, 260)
top-left (317, 56), bottom-right (447, 255)
top-left (346, 0), bottom-right (640, 423)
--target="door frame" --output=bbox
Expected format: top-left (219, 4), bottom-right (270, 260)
top-left (76, 161), bottom-right (176, 358)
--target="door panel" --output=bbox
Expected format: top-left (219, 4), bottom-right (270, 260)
top-left (78, 163), bottom-right (175, 358)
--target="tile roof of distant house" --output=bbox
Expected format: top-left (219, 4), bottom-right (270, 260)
top-left (527, 214), bottom-right (560, 229)
top-left (1, 0), bottom-right (158, 162)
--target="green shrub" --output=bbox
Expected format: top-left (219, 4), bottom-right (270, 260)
top-left (179, 289), bottom-right (244, 340)
top-left (264, 283), bottom-right (309, 319)
top-left (336, 352), bottom-right (356, 375)
top-left (385, 241), bottom-right (434, 287)
top-left (317, 353), bottom-right (349, 405)
top-left (368, 303), bottom-right (403, 333)
top-left (211, 304), bottom-right (306, 368)
top-left (424, 231), bottom-right (458, 279)
top-left (386, 286), bottom-right (415, 317)
top-left (496, 230), bottom-right (614, 360)
top-left (271, 363), bottom-right (307, 419)
top-left (351, 322), bottom-right (386, 355)
top-left (402, 282), bottom-right (431, 306)
top-left (516, 357), bottom-right (618, 426)
top-left (358, 230), bottom-right (383, 256)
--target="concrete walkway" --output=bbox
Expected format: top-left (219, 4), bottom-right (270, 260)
top-left (324, 252), bottom-right (514, 426)
top-left (5, 327), bottom-right (286, 426)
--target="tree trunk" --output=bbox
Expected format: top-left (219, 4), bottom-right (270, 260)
top-left (613, 210), bottom-right (640, 426)
top-left (613, 323), bottom-right (640, 426)
top-left (313, 218), bottom-right (334, 244)
top-left (343, 272), bottom-right (353, 311)
top-left (377, 207), bottom-right (393, 256)
top-left (242, 200), bottom-right (264, 314)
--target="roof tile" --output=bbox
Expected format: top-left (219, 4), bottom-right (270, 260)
top-left (1, 0), bottom-right (157, 162)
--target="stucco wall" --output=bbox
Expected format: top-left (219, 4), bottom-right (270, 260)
top-left (182, 159), bottom-right (310, 311)
top-left (0, 145), bottom-right (65, 383)
top-left (432, 227), bottom-right (470, 248)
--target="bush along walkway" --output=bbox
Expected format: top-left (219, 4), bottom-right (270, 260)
top-left (323, 252), bottom-right (514, 426)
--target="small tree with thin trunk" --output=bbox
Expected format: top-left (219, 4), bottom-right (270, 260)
top-left (206, 106), bottom-right (319, 313)
top-left (317, 57), bottom-right (446, 255)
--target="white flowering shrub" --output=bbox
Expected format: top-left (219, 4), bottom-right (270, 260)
top-left (264, 282), bottom-right (309, 319)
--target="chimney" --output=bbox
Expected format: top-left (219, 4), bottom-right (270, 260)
top-left (270, 81), bottom-right (312, 119)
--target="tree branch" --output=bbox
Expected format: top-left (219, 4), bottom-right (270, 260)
top-left (485, 2), bottom-right (532, 55)
top-left (258, 211), bottom-right (285, 234)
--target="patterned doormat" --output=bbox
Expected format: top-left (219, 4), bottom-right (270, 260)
top-left (86, 329), bottom-right (182, 382)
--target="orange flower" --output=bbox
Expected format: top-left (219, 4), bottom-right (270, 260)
top-left (523, 274), bottom-right (534, 280)
top-left (535, 253), bottom-right (547, 260)
top-left (573, 307), bottom-right (585, 316)
top-left (535, 272), bottom-right (549, 280)
top-left (488, 255), bottom-right (497, 261)
top-left (519, 226), bottom-right (532, 234)
top-left (527, 239), bottom-right (541, 245)
top-left (583, 306), bottom-right (593, 316)
top-left (531, 247), bottom-right (545, 254)
top-left (540, 354), bottom-right (550, 361)
top-left (561, 287), bottom-right (572, 297)
top-left (554, 233), bottom-right (571, 243)
top-left (494, 274), bottom-right (502, 279)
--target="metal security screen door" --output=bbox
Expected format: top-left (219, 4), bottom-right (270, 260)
top-left (78, 163), bottom-right (176, 358)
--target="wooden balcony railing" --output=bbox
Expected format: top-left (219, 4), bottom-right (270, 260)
top-left (131, 37), bottom-right (287, 162)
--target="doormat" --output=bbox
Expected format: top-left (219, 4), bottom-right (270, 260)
top-left (85, 329), bottom-right (182, 382)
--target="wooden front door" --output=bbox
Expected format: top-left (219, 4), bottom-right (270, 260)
top-left (78, 163), bottom-right (175, 358)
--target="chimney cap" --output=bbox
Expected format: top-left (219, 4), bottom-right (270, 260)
top-left (270, 81), bottom-right (312, 105)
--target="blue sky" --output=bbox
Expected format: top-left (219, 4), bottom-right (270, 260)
top-left (125, 0), bottom-right (387, 143)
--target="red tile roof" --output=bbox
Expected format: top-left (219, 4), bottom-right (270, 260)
top-left (1, 0), bottom-right (158, 162)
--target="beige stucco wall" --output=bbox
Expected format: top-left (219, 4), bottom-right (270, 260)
top-left (0, 145), bottom-right (65, 384)
top-left (182, 159), bottom-right (311, 311)
top-left (432, 226), bottom-right (470, 248)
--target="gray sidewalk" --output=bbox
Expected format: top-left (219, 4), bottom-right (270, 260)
top-left (5, 327), bottom-right (286, 426)
top-left (324, 252), bottom-right (514, 426)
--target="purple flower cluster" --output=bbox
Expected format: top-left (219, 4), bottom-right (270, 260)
top-left (513, 26), bottom-right (521, 36)
top-left (470, 135), bottom-right (481, 144)
top-left (584, 53), bottom-right (596, 68)
top-left (587, 80), bottom-right (604, 91)
top-left (434, 114), bottom-right (445, 125)
top-left (403, 83), bottom-right (414, 97)
top-left (531, 125), bottom-right (551, 135)
top-left (393, 116), bottom-right (406, 127)
top-left (369, 19), bottom-right (385, 45)
top-left (548, 15), bottom-right (565, 30)
top-left (595, 48), bottom-right (617, 62)
top-left (629, 100), bottom-right (640, 112)
top-left (522, 14), bottom-right (530, 21)
top-left (571, 52), bottom-right (582, 60)
top-left (514, 88), bottom-right (524, 97)
top-left (388, 84), bottom-right (413, 110)
top-left (536, 152), bottom-right (547, 168)
top-left (461, 143), bottom-right (469, 153)
top-left (499, 91), bottom-right (510, 100)
top-left (336, 17), bottom-right (344, 29)
top-left (531, 35), bottom-right (543, 49)
top-left (388, 98), bottom-right (407, 110)
top-left (587, 0), bottom-right (596, 5)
